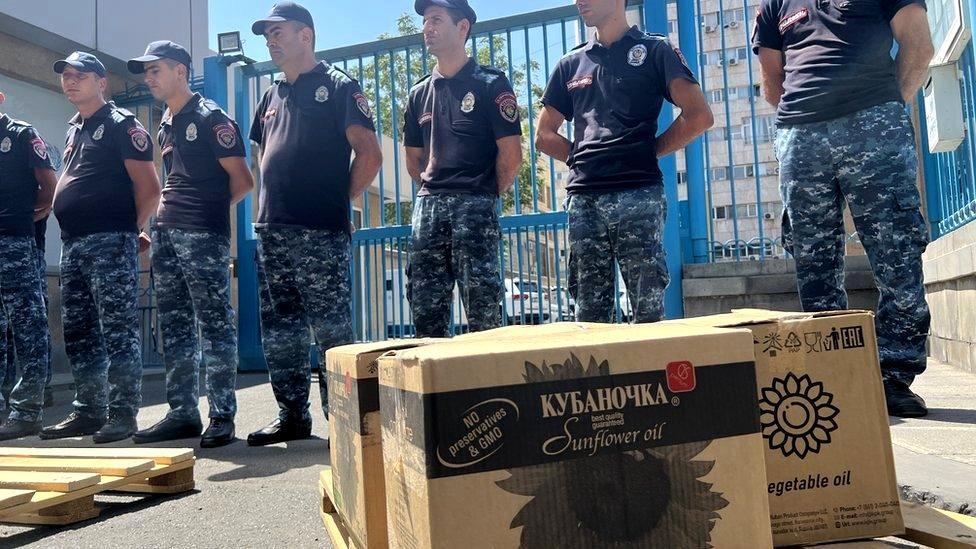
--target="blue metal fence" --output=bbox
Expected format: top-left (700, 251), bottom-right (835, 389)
top-left (920, 3), bottom-right (976, 239)
top-left (207, 0), bottom-right (976, 356)
top-left (231, 0), bottom-right (651, 353)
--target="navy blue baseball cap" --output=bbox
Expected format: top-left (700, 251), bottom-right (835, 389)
top-left (415, 0), bottom-right (477, 26)
top-left (128, 41), bottom-right (193, 74)
top-left (252, 2), bottom-right (315, 35)
top-left (53, 51), bottom-right (107, 77)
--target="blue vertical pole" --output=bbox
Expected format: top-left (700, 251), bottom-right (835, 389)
top-left (677, 0), bottom-right (709, 264)
top-left (646, 2), bottom-right (685, 318)
top-left (204, 56), bottom-right (265, 371)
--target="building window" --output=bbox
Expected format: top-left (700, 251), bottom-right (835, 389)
top-left (709, 167), bottom-right (730, 181)
top-left (732, 165), bottom-right (756, 179)
top-left (677, 171), bottom-right (688, 184)
top-left (712, 206), bottom-right (729, 220)
top-left (743, 116), bottom-right (777, 144)
top-left (668, 20), bottom-right (678, 34)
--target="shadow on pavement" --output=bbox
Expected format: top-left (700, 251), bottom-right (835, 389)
top-left (889, 407), bottom-right (976, 427)
top-left (0, 491), bottom-right (198, 547)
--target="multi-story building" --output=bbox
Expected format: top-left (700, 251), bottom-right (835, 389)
top-left (667, 0), bottom-right (783, 262)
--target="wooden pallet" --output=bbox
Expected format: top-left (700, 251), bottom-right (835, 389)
top-left (319, 468), bottom-right (358, 549)
top-left (900, 502), bottom-right (976, 549)
top-left (0, 447), bottom-right (195, 525)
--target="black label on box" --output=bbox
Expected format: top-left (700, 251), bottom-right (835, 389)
top-left (380, 358), bottom-right (759, 479)
top-left (328, 370), bottom-right (381, 435)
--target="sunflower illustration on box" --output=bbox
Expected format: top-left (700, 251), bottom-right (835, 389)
top-left (758, 372), bottom-right (839, 459)
top-left (496, 355), bottom-right (730, 548)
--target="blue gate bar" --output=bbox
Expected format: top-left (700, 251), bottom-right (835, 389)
top-left (647, 0), bottom-right (685, 318)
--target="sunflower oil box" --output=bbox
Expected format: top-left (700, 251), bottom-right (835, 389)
top-left (326, 339), bottom-right (443, 549)
top-left (378, 323), bottom-right (773, 549)
top-left (672, 310), bottom-right (903, 547)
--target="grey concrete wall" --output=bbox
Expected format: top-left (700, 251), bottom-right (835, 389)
top-left (923, 222), bottom-right (976, 375)
top-left (682, 256), bottom-right (879, 318)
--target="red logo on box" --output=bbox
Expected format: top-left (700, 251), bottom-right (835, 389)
top-left (667, 361), bottom-right (696, 393)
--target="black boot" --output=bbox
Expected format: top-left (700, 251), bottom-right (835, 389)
top-left (884, 379), bottom-right (928, 418)
top-left (133, 416), bottom-right (203, 444)
top-left (43, 387), bottom-right (54, 408)
top-left (40, 411), bottom-right (105, 440)
top-left (93, 413), bottom-right (138, 444)
top-left (246, 417), bottom-right (311, 446)
top-left (0, 418), bottom-right (42, 441)
top-left (201, 418), bottom-right (236, 448)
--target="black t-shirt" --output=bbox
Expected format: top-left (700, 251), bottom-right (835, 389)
top-left (541, 27), bottom-right (697, 194)
top-left (156, 93), bottom-right (246, 236)
top-left (0, 114), bottom-right (54, 237)
top-left (403, 59), bottom-right (523, 196)
top-left (53, 102), bottom-right (154, 238)
top-left (249, 62), bottom-right (375, 232)
top-left (752, 0), bottom-right (926, 125)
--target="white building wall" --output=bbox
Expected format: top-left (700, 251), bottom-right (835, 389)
top-left (0, 0), bottom-right (210, 72)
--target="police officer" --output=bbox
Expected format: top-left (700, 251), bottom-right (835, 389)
top-left (404, 0), bottom-right (523, 337)
top-left (40, 52), bottom-right (162, 443)
top-left (536, 0), bottom-right (713, 324)
top-left (0, 89), bottom-right (57, 440)
top-left (249, 2), bottom-right (383, 446)
top-left (753, 0), bottom-right (933, 417)
top-left (126, 41), bottom-right (254, 448)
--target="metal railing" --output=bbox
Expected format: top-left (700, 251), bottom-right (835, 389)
top-left (234, 1), bottom-right (646, 345)
top-left (921, 37), bottom-right (976, 239)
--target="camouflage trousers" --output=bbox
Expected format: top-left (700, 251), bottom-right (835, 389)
top-left (61, 232), bottom-right (143, 419)
top-left (152, 228), bottom-right (238, 422)
top-left (407, 194), bottom-right (503, 338)
top-left (567, 185), bottom-right (669, 323)
top-left (257, 228), bottom-right (353, 423)
top-left (776, 101), bottom-right (930, 384)
top-left (0, 237), bottom-right (49, 422)
top-left (2, 248), bottom-right (52, 412)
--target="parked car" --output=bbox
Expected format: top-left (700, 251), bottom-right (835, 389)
top-left (504, 278), bottom-right (550, 325)
top-left (384, 269), bottom-right (466, 337)
top-left (548, 285), bottom-right (575, 321)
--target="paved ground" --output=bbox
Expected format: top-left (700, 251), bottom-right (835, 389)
top-left (0, 359), bottom-right (972, 547)
top-left (890, 359), bottom-right (976, 516)
top-left (0, 373), bottom-right (334, 548)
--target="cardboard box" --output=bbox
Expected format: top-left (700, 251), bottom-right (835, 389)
top-left (450, 322), bottom-right (609, 341)
top-left (326, 339), bottom-right (440, 549)
top-left (674, 310), bottom-right (904, 546)
top-left (379, 323), bottom-right (773, 549)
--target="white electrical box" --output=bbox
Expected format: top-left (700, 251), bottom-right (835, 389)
top-left (924, 63), bottom-right (966, 153)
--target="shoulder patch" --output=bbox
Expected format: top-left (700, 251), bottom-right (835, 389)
top-left (495, 92), bottom-right (519, 124)
top-left (128, 127), bottom-right (150, 152)
top-left (213, 123), bottom-right (238, 149)
top-left (30, 137), bottom-right (48, 160)
top-left (353, 92), bottom-right (372, 118)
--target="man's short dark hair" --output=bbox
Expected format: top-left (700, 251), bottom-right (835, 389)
top-left (445, 7), bottom-right (472, 41)
top-left (294, 21), bottom-right (316, 48)
top-left (162, 59), bottom-right (190, 82)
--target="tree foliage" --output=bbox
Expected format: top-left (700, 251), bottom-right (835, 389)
top-left (349, 13), bottom-right (549, 225)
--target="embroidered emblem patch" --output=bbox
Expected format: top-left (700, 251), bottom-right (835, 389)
top-left (628, 44), bottom-right (648, 66)
top-left (495, 92), bottom-right (519, 123)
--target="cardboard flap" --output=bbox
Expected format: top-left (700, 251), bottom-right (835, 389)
top-left (677, 309), bottom-right (875, 329)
